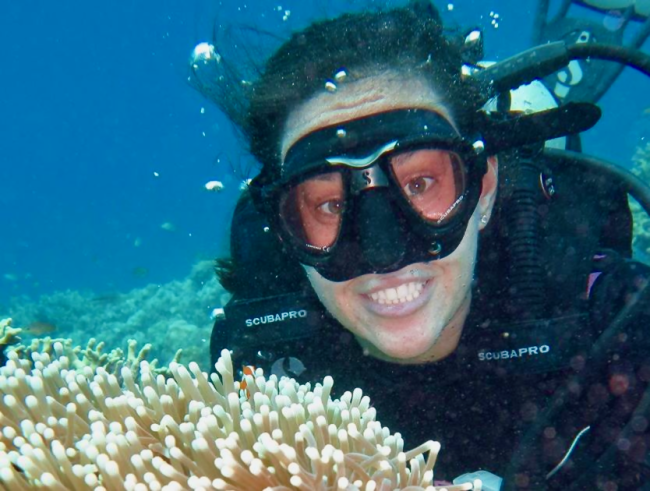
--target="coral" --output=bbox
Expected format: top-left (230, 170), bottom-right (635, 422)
top-left (0, 318), bottom-right (21, 347)
top-left (6, 260), bottom-right (229, 370)
top-left (6, 326), bottom-right (180, 382)
top-left (631, 141), bottom-right (650, 260)
top-left (0, 318), bottom-right (21, 366)
top-left (0, 323), bottom-right (480, 490)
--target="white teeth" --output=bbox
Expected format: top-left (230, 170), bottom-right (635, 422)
top-left (397, 284), bottom-right (408, 298)
top-left (368, 281), bottom-right (426, 304)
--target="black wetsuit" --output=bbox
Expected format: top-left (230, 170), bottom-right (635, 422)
top-left (213, 174), bottom-right (649, 488)
top-left (227, 255), bottom-right (650, 490)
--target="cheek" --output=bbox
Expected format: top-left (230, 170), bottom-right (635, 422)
top-left (437, 261), bottom-right (473, 305)
top-left (305, 269), bottom-right (354, 317)
top-left (438, 222), bottom-right (479, 293)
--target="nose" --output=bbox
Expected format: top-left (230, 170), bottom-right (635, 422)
top-left (355, 188), bottom-right (406, 270)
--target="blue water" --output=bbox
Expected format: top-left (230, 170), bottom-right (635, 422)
top-left (1, 0), bottom-right (649, 305)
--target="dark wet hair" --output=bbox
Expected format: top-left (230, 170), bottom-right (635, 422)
top-left (244, 0), bottom-right (482, 171)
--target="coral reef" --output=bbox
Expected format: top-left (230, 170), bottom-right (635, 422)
top-left (0, 325), bottom-right (480, 490)
top-left (5, 260), bottom-right (229, 370)
top-left (631, 141), bottom-right (650, 261)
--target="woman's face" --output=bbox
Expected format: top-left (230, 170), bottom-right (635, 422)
top-left (281, 72), bottom-right (498, 364)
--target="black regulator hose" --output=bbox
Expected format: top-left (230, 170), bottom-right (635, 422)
top-left (473, 41), bottom-right (650, 104)
top-left (502, 147), bottom-right (547, 321)
top-left (566, 43), bottom-right (650, 78)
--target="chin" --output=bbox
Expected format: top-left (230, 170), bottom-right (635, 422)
top-left (369, 332), bottom-right (439, 363)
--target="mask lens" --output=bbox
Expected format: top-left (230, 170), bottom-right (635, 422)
top-left (390, 149), bottom-right (466, 223)
top-left (279, 171), bottom-right (346, 251)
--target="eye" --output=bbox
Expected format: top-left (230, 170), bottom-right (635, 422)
top-left (403, 176), bottom-right (436, 197)
top-left (317, 199), bottom-right (345, 216)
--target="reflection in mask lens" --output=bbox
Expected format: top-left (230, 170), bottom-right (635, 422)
top-left (391, 149), bottom-right (465, 223)
top-left (279, 171), bottom-right (345, 250)
top-left (278, 149), bottom-right (466, 252)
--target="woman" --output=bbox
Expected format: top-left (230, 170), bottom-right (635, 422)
top-left (201, 1), bottom-right (650, 488)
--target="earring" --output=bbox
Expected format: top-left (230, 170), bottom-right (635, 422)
top-left (480, 215), bottom-right (489, 225)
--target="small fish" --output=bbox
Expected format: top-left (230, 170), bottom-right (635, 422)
top-left (161, 222), bottom-right (176, 232)
top-left (132, 266), bottom-right (149, 278)
top-left (23, 321), bottom-right (57, 336)
top-left (133, 237), bottom-right (142, 247)
top-left (3, 273), bottom-right (18, 282)
top-left (644, 107), bottom-right (650, 115)
top-left (240, 365), bottom-right (256, 399)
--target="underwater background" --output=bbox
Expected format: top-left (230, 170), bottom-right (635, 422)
top-left (2, 0), bottom-right (650, 369)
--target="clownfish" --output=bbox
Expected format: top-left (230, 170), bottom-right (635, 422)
top-left (240, 365), bottom-right (255, 399)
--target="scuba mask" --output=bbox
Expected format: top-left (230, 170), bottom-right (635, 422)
top-left (249, 109), bottom-right (488, 282)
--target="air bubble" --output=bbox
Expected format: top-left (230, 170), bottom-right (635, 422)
top-left (190, 42), bottom-right (220, 65)
top-left (334, 70), bottom-right (347, 82)
top-left (489, 11), bottom-right (501, 28)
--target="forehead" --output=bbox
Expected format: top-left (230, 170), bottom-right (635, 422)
top-left (281, 71), bottom-right (454, 160)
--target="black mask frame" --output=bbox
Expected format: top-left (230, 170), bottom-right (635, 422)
top-left (249, 108), bottom-right (488, 282)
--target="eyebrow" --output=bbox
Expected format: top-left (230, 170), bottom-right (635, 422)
top-left (392, 148), bottom-right (449, 167)
top-left (392, 150), bottom-right (424, 167)
top-left (307, 172), bottom-right (340, 183)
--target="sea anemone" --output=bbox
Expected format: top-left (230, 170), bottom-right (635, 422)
top-left (0, 319), bottom-right (479, 490)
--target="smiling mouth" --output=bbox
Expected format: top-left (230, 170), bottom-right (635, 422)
top-left (367, 281), bottom-right (427, 304)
